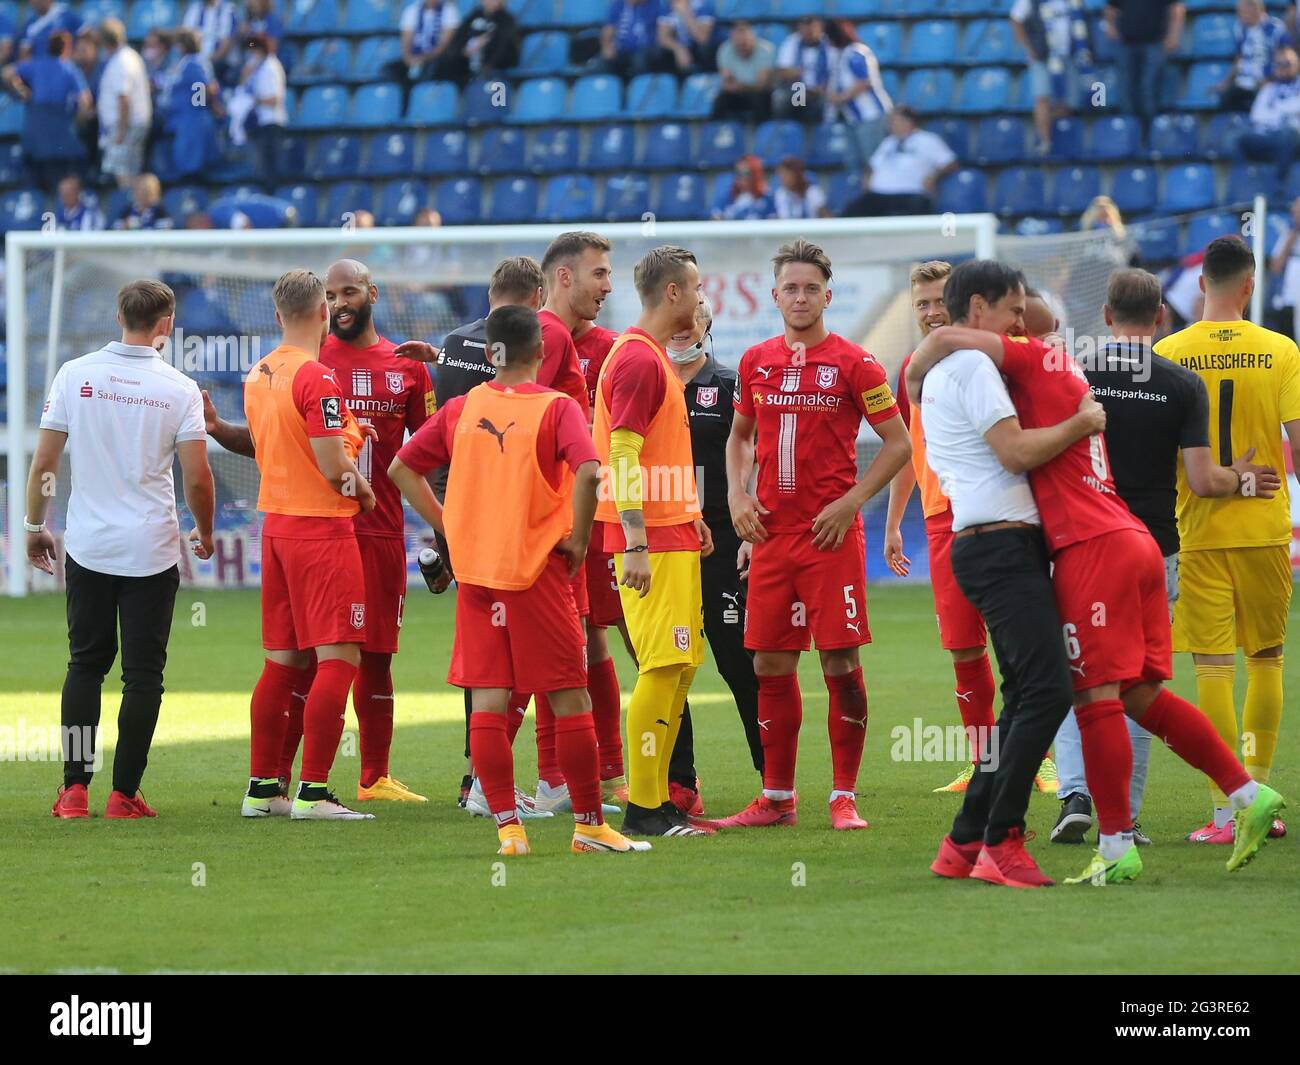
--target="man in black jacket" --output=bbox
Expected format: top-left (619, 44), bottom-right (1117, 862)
top-left (436, 0), bottom-right (521, 86)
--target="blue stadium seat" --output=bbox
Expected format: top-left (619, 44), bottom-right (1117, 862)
top-left (163, 185), bottom-right (208, 221)
top-left (809, 124), bottom-right (851, 169)
top-left (307, 134), bottom-right (362, 179)
top-left (1088, 115), bottom-right (1141, 161)
top-left (178, 287), bottom-right (233, 336)
top-left (902, 69), bottom-right (955, 112)
top-left (104, 188), bottom-right (132, 223)
top-left (993, 168), bottom-right (1046, 216)
top-left (1160, 163), bottom-right (1216, 212)
top-left (291, 38), bottom-right (351, 85)
top-left (1226, 162), bottom-right (1278, 204)
top-left (0, 142), bottom-right (26, 186)
top-left (365, 131), bottom-right (416, 177)
top-left (80, 0), bottom-right (127, 24)
top-left (697, 120), bottom-right (746, 170)
top-left (319, 181), bottom-right (371, 226)
top-left (906, 20), bottom-right (959, 65)
top-left (462, 78), bottom-right (510, 125)
top-left (543, 174), bottom-right (596, 222)
top-left (350, 83), bottom-right (402, 127)
top-left (1179, 61), bottom-right (1231, 109)
top-left (772, 0), bottom-right (821, 17)
top-left (488, 177), bottom-right (539, 223)
top-left (433, 177), bottom-right (482, 225)
top-left (1189, 14), bottom-right (1237, 58)
top-left (406, 81), bottom-right (459, 125)
top-left (1052, 166), bottom-right (1101, 216)
top-left (556, 0), bottom-right (607, 27)
top-left (351, 36), bottom-right (401, 83)
top-left (640, 123), bottom-right (691, 170)
top-left (825, 171), bottom-right (860, 215)
top-left (1111, 165), bottom-right (1158, 214)
top-left (1285, 164), bottom-right (1300, 202)
top-left (232, 285), bottom-right (278, 332)
top-left (417, 129), bottom-right (469, 174)
top-left (931, 118), bottom-right (971, 162)
top-left (274, 184), bottom-right (321, 226)
top-left (754, 120), bottom-right (804, 167)
top-left (958, 19), bottom-right (1017, 65)
top-left (286, 0), bottom-right (339, 34)
top-left (1184, 211), bottom-right (1241, 255)
top-left (1014, 217), bottom-right (1065, 237)
top-left (1148, 113), bottom-right (1199, 161)
top-left (627, 73), bottom-right (677, 119)
top-left (603, 174), bottom-right (652, 222)
top-left (856, 23), bottom-right (902, 65)
top-left (342, 0), bottom-right (391, 34)
top-left (755, 23), bottom-right (786, 49)
top-left (955, 67), bottom-right (1012, 114)
top-left (377, 180), bottom-right (428, 226)
top-left (973, 117), bottom-right (1025, 164)
top-left (655, 172), bottom-right (706, 221)
top-left (679, 73), bottom-right (719, 118)
top-left (509, 76), bottom-right (566, 124)
top-left (936, 169), bottom-right (988, 214)
top-left (526, 127), bottom-right (579, 173)
top-left (295, 84), bottom-right (349, 129)
top-left (718, 0), bottom-right (771, 15)
top-left (585, 124), bottom-right (635, 171)
top-left (1204, 111), bottom-right (1250, 160)
top-left (476, 128), bottom-right (526, 175)
top-left (517, 32), bottom-right (569, 75)
top-left (125, 0), bottom-right (177, 38)
top-left (1047, 116), bottom-right (1084, 161)
top-left (569, 75), bottom-right (622, 121)
top-left (1131, 217), bottom-right (1180, 263)
top-left (515, 0), bottom-right (552, 28)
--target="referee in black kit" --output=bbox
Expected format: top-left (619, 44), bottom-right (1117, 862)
top-left (664, 299), bottom-right (764, 814)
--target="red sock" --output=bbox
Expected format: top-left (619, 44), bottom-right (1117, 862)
top-left (1141, 687), bottom-right (1251, 796)
top-left (1075, 698), bottom-right (1133, 835)
top-left (555, 712), bottom-right (603, 825)
top-left (505, 690), bottom-right (529, 746)
top-left (354, 651), bottom-right (394, 788)
top-left (826, 668), bottom-right (868, 793)
top-left (759, 673), bottom-right (802, 792)
top-left (275, 661), bottom-right (314, 781)
top-left (953, 654), bottom-right (996, 763)
top-left (300, 659), bottom-right (356, 785)
top-left (469, 711), bottom-right (517, 823)
top-left (250, 660), bottom-right (301, 778)
top-left (587, 656), bottom-right (625, 779)
top-left (535, 693), bottom-right (565, 787)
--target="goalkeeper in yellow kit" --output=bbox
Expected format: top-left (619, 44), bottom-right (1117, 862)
top-left (1155, 236), bottom-right (1300, 843)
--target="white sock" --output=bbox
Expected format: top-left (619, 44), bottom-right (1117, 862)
top-left (1228, 781), bottom-right (1259, 812)
top-left (1214, 805), bottom-right (1235, 829)
top-left (763, 788), bottom-right (794, 801)
top-left (829, 789), bottom-right (855, 802)
top-left (1099, 831), bottom-right (1133, 861)
top-left (538, 779), bottom-right (567, 797)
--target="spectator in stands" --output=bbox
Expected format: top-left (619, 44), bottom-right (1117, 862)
top-left (825, 19), bottom-right (892, 174)
top-left (711, 153), bottom-right (773, 220)
top-left (840, 106), bottom-right (958, 218)
top-left (97, 19), bottom-right (152, 189)
top-left (1240, 45), bottom-right (1300, 181)
top-left (54, 173), bottom-right (104, 230)
top-left (0, 8), bottom-right (16, 69)
top-left (436, 0), bottom-right (521, 86)
top-left (3, 29), bottom-right (92, 188)
top-left (231, 33), bottom-right (285, 188)
top-left (1219, 0), bottom-right (1292, 112)
top-left (184, 209), bottom-right (214, 228)
top-left (599, 0), bottom-right (667, 76)
top-left (712, 19), bottom-right (773, 120)
top-left (164, 28), bottom-right (222, 183)
top-left (71, 28), bottom-right (101, 172)
top-left (1081, 194), bottom-right (1128, 241)
top-left (1011, 0), bottom-right (1093, 154)
top-left (415, 206), bottom-right (442, 227)
top-left (389, 0), bottom-right (461, 105)
top-left (112, 172), bottom-right (173, 230)
top-left (1103, 1), bottom-right (1185, 131)
top-left (773, 16), bottom-right (833, 123)
top-left (1268, 196), bottom-right (1300, 339)
top-left (142, 30), bottom-right (173, 95)
top-left (657, 0), bottom-right (717, 74)
top-left (19, 0), bottom-right (81, 59)
top-left (773, 156), bottom-right (828, 220)
top-left (240, 0), bottom-right (283, 52)
top-left (182, 0), bottom-right (240, 74)
top-left (1289, 1), bottom-right (1298, 43)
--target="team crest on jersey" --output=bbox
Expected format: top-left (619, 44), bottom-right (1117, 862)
top-left (579, 358), bottom-right (590, 376)
top-left (696, 386), bottom-right (718, 408)
top-left (350, 603), bottom-right (366, 629)
top-left (816, 366), bottom-right (838, 390)
top-left (672, 626), bottom-right (690, 652)
top-left (386, 370), bottom-right (404, 395)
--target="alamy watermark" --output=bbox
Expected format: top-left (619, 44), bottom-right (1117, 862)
top-left (0, 721), bottom-right (101, 772)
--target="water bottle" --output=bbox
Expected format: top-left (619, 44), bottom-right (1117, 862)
top-left (419, 547), bottom-right (447, 594)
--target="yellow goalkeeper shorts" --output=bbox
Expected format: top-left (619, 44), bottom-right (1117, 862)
top-left (1173, 545), bottom-right (1292, 656)
top-left (614, 549), bottom-right (705, 673)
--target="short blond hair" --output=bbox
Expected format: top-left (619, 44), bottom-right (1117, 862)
top-left (634, 245), bottom-right (697, 305)
top-left (117, 279), bottom-right (175, 331)
top-left (772, 238), bottom-right (832, 283)
top-left (488, 256), bottom-right (544, 302)
top-left (910, 260), bottom-right (952, 287)
top-left (272, 269), bottom-right (325, 321)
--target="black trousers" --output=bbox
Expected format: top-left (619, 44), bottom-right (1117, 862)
top-left (947, 528), bottom-right (1073, 845)
top-left (669, 523), bottom-right (764, 787)
top-left (62, 554), bottom-right (180, 795)
top-left (841, 191), bottom-right (934, 218)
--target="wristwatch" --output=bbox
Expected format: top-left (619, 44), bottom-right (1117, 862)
top-left (24, 519), bottom-right (46, 533)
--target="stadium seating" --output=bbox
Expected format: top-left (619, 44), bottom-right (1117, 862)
top-left (655, 172), bottom-right (707, 221)
top-left (937, 169), bottom-right (988, 215)
top-left (434, 177), bottom-right (482, 225)
top-left (406, 82), bottom-right (459, 125)
top-left (1089, 116), bottom-right (1142, 162)
top-left (754, 121), bottom-right (804, 167)
top-left (511, 77), bottom-right (567, 125)
top-left (1161, 164), bottom-right (1217, 213)
top-left (1185, 210), bottom-right (1241, 255)
top-left (993, 167), bottom-right (1046, 217)
top-left (1111, 165), bottom-right (1159, 214)
top-left (365, 132), bottom-right (417, 178)
top-left (974, 117), bottom-right (1025, 165)
top-left (418, 130), bottom-right (470, 175)
top-left (476, 128), bottom-right (527, 176)
top-left (585, 124), bottom-right (635, 171)
top-left (1052, 167), bottom-right (1101, 218)
top-left (1148, 114), bottom-right (1200, 162)
top-left (544, 174), bottom-right (596, 222)
top-left (307, 135), bottom-right (362, 180)
top-left (697, 121), bottom-right (746, 170)
top-left (640, 124), bottom-right (692, 171)
top-left (526, 127), bottom-right (579, 173)
top-left (377, 179), bottom-right (427, 226)
top-left (488, 177), bottom-right (539, 223)
top-left (603, 174), bottom-right (652, 222)
top-left (1226, 163), bottom-right (1278, 205)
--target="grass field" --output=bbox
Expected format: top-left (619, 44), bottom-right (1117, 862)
top-left (1, 584), bottom-right (1296, 975)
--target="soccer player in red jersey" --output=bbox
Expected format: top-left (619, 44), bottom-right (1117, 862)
top-left (716, 239), bottom-right (912, 831)
top-left (908, 260), bottom-right (1288, 881)
top-left (389, 306), bottom-right (648, 855)
top-left (239, 269), bottom-right (377, 821)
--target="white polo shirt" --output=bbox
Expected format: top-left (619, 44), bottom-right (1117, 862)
top-left (40, 342), bottom-right (206, 577)
top-left (98, 46), bottom-right (153, 135)
top-left (868, 130), bottom-right (956, 196)
top-left (919, 348), bottom-right (1040, 532)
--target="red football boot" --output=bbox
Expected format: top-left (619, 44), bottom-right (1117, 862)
top-left (1186, 819), bottom-right (1234, 844)
top-left (970, 828), bottom-right (1054, 888)
top-left (52, 783), bottom-right (89, 819)
top-left (709, 793), bottom-right (797, 828)
top-left (930, 834), bottom-right (982, 879)
top-left (105, 790), bottom-right (157, 819)
top-left (669, 780), bottom-right (704, 817)
top-left (829, 794), bottom-right (869, 830)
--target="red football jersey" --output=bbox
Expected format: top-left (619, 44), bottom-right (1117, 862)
top-left (537, 309), bottom-right (590, 418)
top-left (735, 332), bottom-right (899, 534)
top-left (575, 323), bottom-right (619, 411)
top-left (321, 334), bottom-right (435, 538)
top-left (999, 334), bottom-right (1145, 552)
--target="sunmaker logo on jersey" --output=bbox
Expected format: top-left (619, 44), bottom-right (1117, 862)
top-left (753, 391), bottom-right (843, 410)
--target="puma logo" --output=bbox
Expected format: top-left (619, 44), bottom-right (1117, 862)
top-left (756, 366), bottom-right (774, 379)
top-left (1069, 662), bottom-right (1086, 676)
top-left (840, 716), bottom-right (866, 729)
top-left (655, 718), bottom-right (669, 727)
top-left (258, 362), bottom-right (283, 386)
top-left (477, 417), bottom-right (514, 452)
top-left (845, 621), bottom-right (862, 635)
top-left (955, 689), bottom-right (972, 703)
top-left (758, 718), bottom-right (771, 731)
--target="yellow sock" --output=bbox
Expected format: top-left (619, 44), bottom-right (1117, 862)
top-left (1195, 663), bottom-right (1238, 805)
top-left (657, 666), bottom-right (696, 805)
top-left (626, 665), bottom-right (683, 810)
top-left (1243, 656), bottom-right (1283, 783)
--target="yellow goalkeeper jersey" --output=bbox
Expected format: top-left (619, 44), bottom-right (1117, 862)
top-left (1154, 319), bottom-right (1300, 551)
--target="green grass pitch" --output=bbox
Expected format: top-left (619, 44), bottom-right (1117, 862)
top-left (1, 584), bottom-right (1296, 974)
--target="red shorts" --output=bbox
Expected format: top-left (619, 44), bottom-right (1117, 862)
top-left (925, 512), bottom-right (987, 651)
top-left (585, 545), bottom-right (623, 627)
top-left (1053, 527), bottom-right (1172, 692)
top-left (261, 534), bottom-right (367, 651)
top-left (449, 553), bottom-right (587, 692)
top-left (571, 556), bottom-right (590, 618)
top-left (744, 525), bottom-right (869, 652)
top-left (358, 535), bottom-right (407, 655)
